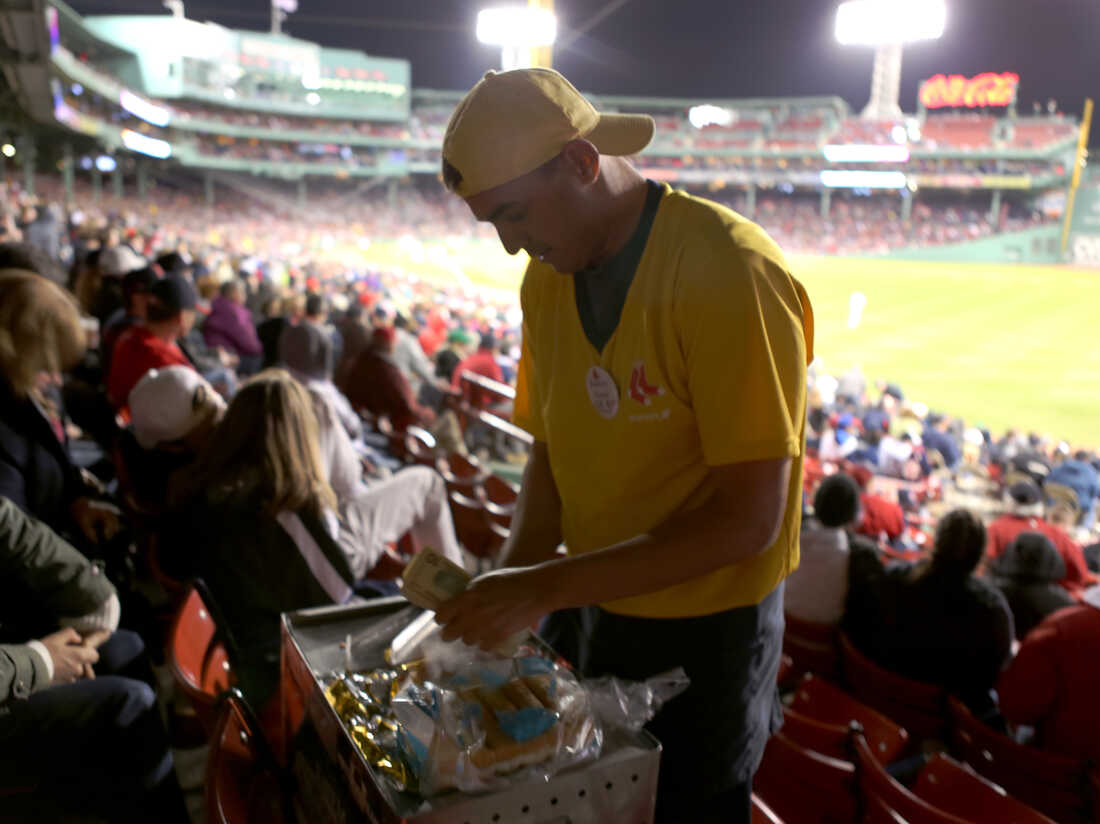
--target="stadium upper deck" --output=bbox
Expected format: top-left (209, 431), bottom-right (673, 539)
top-left (35, 0), bottom-right (1077, 192)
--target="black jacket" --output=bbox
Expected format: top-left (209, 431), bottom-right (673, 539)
top-left (164, 498), bottom-right (355, 706)
top-left (0, 378), bottom-right (84, 535)
top-left (990, 532), bottom-right (1076, 640)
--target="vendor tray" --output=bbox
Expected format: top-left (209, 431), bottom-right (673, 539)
top-left (281, 597), bottom-right (661, 824)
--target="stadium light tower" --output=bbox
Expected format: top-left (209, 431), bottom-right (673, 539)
top-left (477, 5), bottom-right (558, 71)
top-left (836, 0), bottom-right (946, 120)
top-left (271, 0), bottom-right (296, 35)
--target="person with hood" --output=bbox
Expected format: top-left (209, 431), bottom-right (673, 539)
top-left (988, 532), bottom-right (1076, 639)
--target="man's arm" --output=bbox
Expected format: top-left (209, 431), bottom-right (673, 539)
top-left (436, 456), bottom-right (790, 648)
top-left (498, 440), bottom-right (562, 568)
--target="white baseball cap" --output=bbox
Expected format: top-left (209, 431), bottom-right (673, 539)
top-left (128, 366), bottom-right (225, 449)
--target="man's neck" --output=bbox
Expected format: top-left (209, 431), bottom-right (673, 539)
top-left (589, 158), bottom-right (650, 269)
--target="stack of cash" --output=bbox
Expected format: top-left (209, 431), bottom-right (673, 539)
top-left (400, 547), bottom-right (472, 611)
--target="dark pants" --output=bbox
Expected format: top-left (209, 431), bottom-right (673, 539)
top-left (0, 630), bottom-right (187, 823)
top-left (542, 584), bottom-right (784, 824)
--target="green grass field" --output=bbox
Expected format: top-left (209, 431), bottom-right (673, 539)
top-left (352, 239), bottom-right (1100, 446)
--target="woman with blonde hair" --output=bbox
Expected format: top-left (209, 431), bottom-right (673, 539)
top-left (0, 269), bottom-right (121, 547)
top-left (168, 369), bottom-right (368, 706)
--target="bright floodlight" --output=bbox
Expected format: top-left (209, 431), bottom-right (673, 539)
top-left (835, 0), bottom-right (946, 45)
top-left (477, 7), bottom-right (557, 48)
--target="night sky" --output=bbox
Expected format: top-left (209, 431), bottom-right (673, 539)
top-left (70, 0), bottom-right (1099, 126)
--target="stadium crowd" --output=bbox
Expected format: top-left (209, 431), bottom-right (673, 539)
top-left (0, 169), bottom-right (1097, 821)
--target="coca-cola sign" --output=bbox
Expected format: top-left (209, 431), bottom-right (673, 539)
top-left (919, 72), bottom-right (1020, 109)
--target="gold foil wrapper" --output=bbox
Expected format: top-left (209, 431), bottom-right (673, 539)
top-left (324, 671), bottom-right (414, 792)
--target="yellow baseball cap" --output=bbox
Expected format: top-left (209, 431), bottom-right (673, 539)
top-left (442, 68), bottom-right (655, 197)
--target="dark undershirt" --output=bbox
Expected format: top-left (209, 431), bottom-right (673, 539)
top-left (573, 179), bottom-right (663, 353)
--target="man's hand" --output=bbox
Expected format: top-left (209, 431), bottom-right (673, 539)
top-left (217, 347), bottom-right (239, 368)
top-left (434, 566), bottom-right (559, 650)
top-left (71, 497), bottom-right (122, 545)
top-left (39, 628), bottom-right (100, 685)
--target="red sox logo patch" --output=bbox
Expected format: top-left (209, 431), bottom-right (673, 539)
top-left (629, 361), bottom-right (664, 405)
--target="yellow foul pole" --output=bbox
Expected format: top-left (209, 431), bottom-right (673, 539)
top-left (1061, 97), bottom-right (1093, 257)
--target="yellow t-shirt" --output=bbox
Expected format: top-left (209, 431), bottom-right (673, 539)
top-left (513, 185), bottom-right (815, 618)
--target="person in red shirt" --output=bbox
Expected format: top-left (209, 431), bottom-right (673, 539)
top-left (848, 464), bottom-right (905, 543)
top-left (451, 332), bottom-right (505, 410)
top-left (986, 479), bottom-right (1096, 597)
top-left (997, 591), bottom-right (1100, 764)
top-left (344, 327), bottom-right (467, 454)
top-left (107, 276), bottom-right (197, 410)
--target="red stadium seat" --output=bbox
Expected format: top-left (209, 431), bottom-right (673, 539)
top-left (1089, 770), bottom-right (1100, 823)
top-left (205, 689), bottom-right (289, 824)
top-left (479, 473), bottom-right (519, 527)
top-left (947, 697), bottom-right (1090, 824)
top-left (448, 489), bottom-right (495, 560)
top-left (852, 732), bottom-right (968, 824)
top-left (912, 753), bottom-right (1056, 823)
top-left (754, 731), bottom-right (857, 824)
top-left (167, 581), bottom-right (236, 734)
top-left (438, 451), bottom-right (490, 494)
top-left (838, 632), bottom-right (947, 743)
top-left (788, 674), bottom-right (909, 763)
top-left (783, 613), bottom-right (840, 681)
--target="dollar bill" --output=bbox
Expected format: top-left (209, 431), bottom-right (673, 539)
top-left (400, 547), bottom-right (472, 611)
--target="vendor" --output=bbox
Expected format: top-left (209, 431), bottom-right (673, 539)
top-left (433, 68), bottom-right (813, 824)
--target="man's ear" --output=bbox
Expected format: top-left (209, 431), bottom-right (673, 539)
top-left (559, 139), bottom-right (600, 185)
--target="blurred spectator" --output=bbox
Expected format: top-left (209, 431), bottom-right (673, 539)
top-left (121, 366), bottom-right (227, 513)
top-left (997, 588), bottom-right (1100, 763)
top-left (334, 302), bottom-right (371, 389)
top-left (845, 509), bottom-right (1014, 713)
top-left (986, 479), bottom-right (1095, 597)
top-left (282, 320), bottom-right (359, 439)
top-left (0, 240), bottom-right (67, 285)
top-left (202, 279), bottom-right (263, 374)
top-left (453, 332), bottom-right (505, 410)
top-left (435, 327), bottom-right (475, 384)
top-left (848, 464), bottom-right (905, 544)
top-left (988, 532), bottom-right (1076, 640)
top-left (258, 293), bottom-right (300, 370)
top-left (922, 413), bottom-right (961, 470)
top-left (344, 327), bottom-right (467, 455)
top-left (100, 266), bottom-right (157, 374)
top-left (107, 276), bottom-right (197, 409)
top-left (786, 473), bottom-right (867, 625)
top-left (0, 270), bottom-right (120, 548)
top-left (92, 245), bottom-right (146, 325)
top-left (392, 313), bottom-right (437, 396)
top-left (1046, 450), bottom-right (1099, 529)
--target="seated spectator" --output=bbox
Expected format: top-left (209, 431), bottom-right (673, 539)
top-left (0, 270), bottom-right (121, 550)
top-left (786, 473), bottom-right (870, 625)
top-left (201, 279), bottom-right (263, 374)
top-left (168, 370), bottom-right (461, 704)
top-left (997, 589), bottom-right (1100, 763)
top-left (281, 320), bottom-right (359, 439)
top-left (333, 302), bottom-right (371, 389)
top-left (848, 464), bottom-right (905, 543)
top-left (988, 532), bottom-right (1076, 639)
top-left (0, 240), bottom-right (68, 285)
top-left (91, 244), bottom-right (145, 325)
top-left (107, 275), bottom-right (197, 409)
top-left (844, 509), bottom-right (1014, 713)
top-left (344, 327), bottom-right (467, 455)
top-left (986, 479), bottom-right (1094, 596)
top-left (0, 497), bottom-right (187, 822)
top-left (121, 366), bottom-right (227, 512)
top-left (392, 313), bottom-right (438, 397)
top-left (258, 293), bottom-right (301, 370)
top-left (304, 292), bottom-right (342, 365)
top-left (100, 266), bottom-right (157, 374)
top-left (431, 327), bottom-right (475, 387)
top-left (279, 295), bottom-right (334, 379)
top-left (1046, 450), bottom-right (1099, 529)
top-left (452, 332), bottom-right (506, 410)
top-left (922, 412), bottom-right (961, 470)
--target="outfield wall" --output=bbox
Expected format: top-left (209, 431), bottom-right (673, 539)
top-left (878, 226), bottom-right (1064, 265)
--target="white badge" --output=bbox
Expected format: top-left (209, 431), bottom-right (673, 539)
top-left (586, 366), bottom-right (619, 419)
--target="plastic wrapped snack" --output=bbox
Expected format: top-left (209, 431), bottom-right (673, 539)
top-left (323, 616), bottom-right (689, 801)
top-left (391, 644), bottom-right (601, 795)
